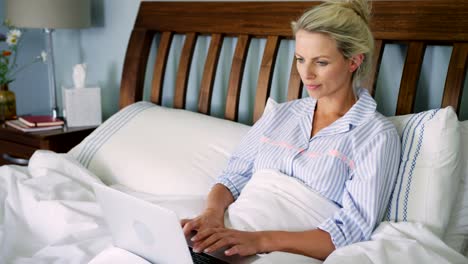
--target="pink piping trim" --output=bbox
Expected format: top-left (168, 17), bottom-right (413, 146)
top-left (260, 136), bottom-right (355, 170)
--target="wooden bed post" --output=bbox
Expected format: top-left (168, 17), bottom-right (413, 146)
top-left (120, 29), bottom-right (153, 109)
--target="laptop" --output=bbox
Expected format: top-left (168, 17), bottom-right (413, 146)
top-left (93, 183), bottom-right (254, 264)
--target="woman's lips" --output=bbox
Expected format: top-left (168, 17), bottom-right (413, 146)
top-left (306, 84), bottom-right (320, 91)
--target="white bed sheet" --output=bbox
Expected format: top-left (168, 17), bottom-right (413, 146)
top-left (0, 150), bottom-right (466, 264)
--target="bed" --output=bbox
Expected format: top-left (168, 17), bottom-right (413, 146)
top-left (1, 0), bottom-right (467, 263)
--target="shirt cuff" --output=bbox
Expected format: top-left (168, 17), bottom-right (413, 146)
top-left (317, 218), bottom-right (347, 248)
top-left (215, 176), bottom-right (241, 200)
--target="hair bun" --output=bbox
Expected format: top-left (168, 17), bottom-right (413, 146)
top-left (340, 0), bottom-right (372, 25)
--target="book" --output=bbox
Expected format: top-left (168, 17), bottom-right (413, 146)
top-left (18, 115), bottom-right (64, 127)
top-left (5, 120), bottom-right (63, 132)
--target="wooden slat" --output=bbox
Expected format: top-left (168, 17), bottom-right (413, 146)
top-left (198, 34), bottom-right (224, 114)
top-left (287, 56), bottom-right (303, 101)
top-left (442, 43), bottom-right (468, 114)
top-left (150, 32), bottom-right (174, 105)
top-left (253, 36), bottom-right (280, 123)
top-left (119, 29), bottom-right (154, 108)
top-left (174, 33), bottom-right (198, 109)
top-left (225, 35), bottom-right (251, 121)
top-left (396, 42), bottom-right (426, 115)
top-left (362, 39), bottom-right (384, 97)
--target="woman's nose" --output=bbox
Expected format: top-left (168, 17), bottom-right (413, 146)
top-left (303, 66), bottom-right (316, 80)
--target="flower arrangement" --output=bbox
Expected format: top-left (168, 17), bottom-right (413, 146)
top-left (0, 20), bottom-right (47, 86)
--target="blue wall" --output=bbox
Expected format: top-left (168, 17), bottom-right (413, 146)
top-left (54, 0), bottom-right (139, 119)
top-left (1, 0), bottom-right (467, 120)
top-left (0, 0), bottom-right (138, 119)
top-left (0, 0), bottom-right (50, 115)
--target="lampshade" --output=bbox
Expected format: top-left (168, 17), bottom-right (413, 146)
top-left (5, 0), bottom-right (91, 29)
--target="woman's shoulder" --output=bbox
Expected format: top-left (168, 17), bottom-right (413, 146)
top-left (349, 112), bottom-right (401, 155)
top-left (360, 111), bottom-right (400, 138)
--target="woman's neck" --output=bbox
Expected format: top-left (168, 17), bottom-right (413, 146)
top-left (315, 90), bottom-right (357, 118)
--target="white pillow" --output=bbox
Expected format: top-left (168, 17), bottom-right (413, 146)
top-left (69, 102), bottom-right (250, 196)
top-left (385, 107), bottom-right (462, 239)
top-left (443, 120), bottom-right (468, 253)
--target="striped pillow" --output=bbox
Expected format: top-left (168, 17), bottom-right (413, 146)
top-left (385, 107), bottom-right (462, 239)
top-left (68, 102), bottom-right (250, 196)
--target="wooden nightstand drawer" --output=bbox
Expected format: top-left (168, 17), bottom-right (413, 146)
top-left (0, 125), bottom-right (95, 166)
top-left (0, 139), bottom-right (36, 165)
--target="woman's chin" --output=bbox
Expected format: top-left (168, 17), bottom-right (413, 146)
top-left (306, 90), bottom-right (321, 99)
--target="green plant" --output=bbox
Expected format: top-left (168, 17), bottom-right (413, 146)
top-left (0, 20), bottom-right (46, 86)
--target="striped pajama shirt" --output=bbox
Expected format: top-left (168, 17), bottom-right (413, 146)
top-left (216, 88), bottom-right (401, 248)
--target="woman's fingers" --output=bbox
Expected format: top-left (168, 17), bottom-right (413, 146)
top-left (225, 244), bottom-right (257, 256)
top-left (193, 229), bottom-right (228, 252)
top-left (204, 235), bottom-right (238, 253)
top-left (191, 227), bottom-right (219, 242)
top-left (182, 218), bottom-right (200, 236)
top-left (193, 228), bottom-right (257, 255)
top-left (181, 209), bottom-right (225, 238)
top-left (180, 218), bottom-right (190, 227)
top-left (224, 245), bottom-right (240, 256)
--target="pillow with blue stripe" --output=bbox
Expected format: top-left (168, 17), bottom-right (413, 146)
top-left (68, 102), bottom-right (250, 196)
top-left (385, 107), bottom-right (462, 240)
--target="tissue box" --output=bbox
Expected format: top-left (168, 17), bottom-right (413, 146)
top-left (62, 86), bottom-right (102, 127)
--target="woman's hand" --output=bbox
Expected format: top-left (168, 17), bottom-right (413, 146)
top-left (180, 208), bottom-right (225, 237)
top-left (191, 228), bottom-right (267, 257)
top-left (181, 184), bottom-right (234, 237)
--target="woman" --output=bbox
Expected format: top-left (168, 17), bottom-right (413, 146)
top-left (181, 0), bottom-right (401, 260)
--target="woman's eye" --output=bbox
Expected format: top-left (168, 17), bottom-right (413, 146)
top-left (295, 57), bottom-right (304, 63)
top-left (317, 61), bottom-right (329, 66)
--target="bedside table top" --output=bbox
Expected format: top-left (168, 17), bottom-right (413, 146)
top-left (0, 123), bottom-right (96, 135)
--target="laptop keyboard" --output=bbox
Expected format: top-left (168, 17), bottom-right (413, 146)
top-left (189, 247), bottom-right (229, 264)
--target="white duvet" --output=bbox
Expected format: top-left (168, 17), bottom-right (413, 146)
top-left (0, 151), bottom-right (466, 264)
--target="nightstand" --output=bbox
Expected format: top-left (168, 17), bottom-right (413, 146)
top-left (0, 125), bottom-right (95, 166)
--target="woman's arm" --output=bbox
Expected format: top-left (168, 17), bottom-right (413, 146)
top-left (205, 183), bottom-right (235, 215)
top-left (181, 109), bottom-right (277, 236)
top-left (318, 129), bottom-right (401, 248)
top-left (262, 229), bottom-right (335, 260)
top-left (181, 184), bottom-right (234, 236)
top-left (191, 228), bottom-right (335, 260)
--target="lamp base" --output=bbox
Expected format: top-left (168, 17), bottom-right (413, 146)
top-left (52, 107), bottom-right (58, 119)
top-left (45, 28), bottom-right (59, 122)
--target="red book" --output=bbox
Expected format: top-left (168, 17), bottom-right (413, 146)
top-left (5, 120), bottom-right (63, 132)
top-left (18, 115), bottom-right (64, 127)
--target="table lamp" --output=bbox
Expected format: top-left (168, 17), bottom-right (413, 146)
top-left (5, 0), bottom-right (91, 119)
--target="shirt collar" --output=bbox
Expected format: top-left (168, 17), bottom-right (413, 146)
top-left (290, 96), bottom-right (316, 116)
top-left (339, 88), bottom-right (377, 128)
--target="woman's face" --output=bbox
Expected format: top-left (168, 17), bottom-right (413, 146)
top-left (295, 30), bottom-right (357, 101)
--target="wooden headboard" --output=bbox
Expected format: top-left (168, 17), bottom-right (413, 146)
top-left (120, 0), bottom-right (468, 123)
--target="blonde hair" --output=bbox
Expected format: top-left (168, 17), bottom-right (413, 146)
top-left (291, 0), bottom-right (374, 91)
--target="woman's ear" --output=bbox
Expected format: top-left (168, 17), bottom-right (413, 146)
top-left (349, 54), bottom-right (364, 72)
